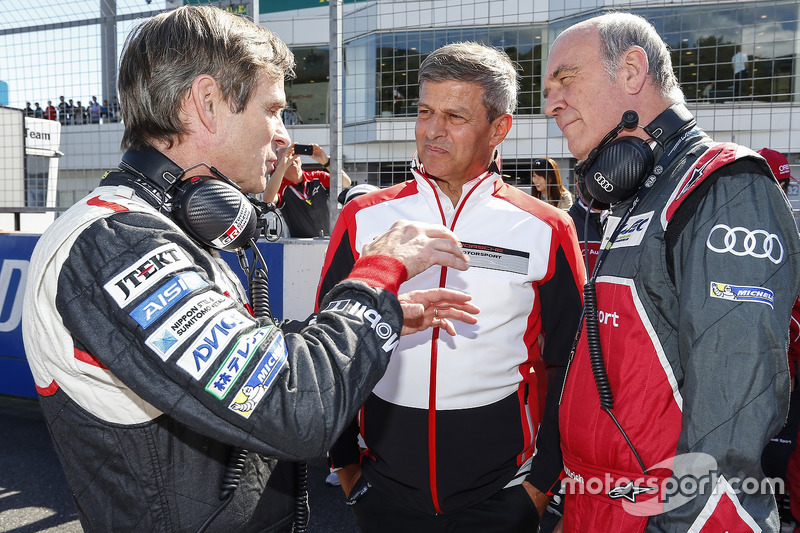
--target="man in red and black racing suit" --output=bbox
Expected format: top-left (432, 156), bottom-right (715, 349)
top-left (559, 110), bottom-right (800, 532)
top-left (545, 13), bottom-right (800, 532)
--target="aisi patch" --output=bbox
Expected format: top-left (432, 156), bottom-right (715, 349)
top-left (129, 271), bottom-right (208, 328)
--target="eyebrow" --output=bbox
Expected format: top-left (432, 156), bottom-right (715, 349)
top-left (418, 100), bottom-right (471, 117)
top-left (542, 65), bottom-right (579, 100)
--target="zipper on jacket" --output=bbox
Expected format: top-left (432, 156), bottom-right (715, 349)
top-left (421, 171), bottom-right (493, 514)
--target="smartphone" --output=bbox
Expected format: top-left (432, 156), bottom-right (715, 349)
top-left (294, 144), bottom-right (314, 155)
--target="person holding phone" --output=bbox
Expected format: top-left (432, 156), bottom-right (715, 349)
top-left (264, 142), bottom-right (351, 238)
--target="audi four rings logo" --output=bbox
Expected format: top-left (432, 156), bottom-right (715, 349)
top-left (593, 172), bottom-right (614, 192)
top-left (706, 224), bottom-right (784, 264)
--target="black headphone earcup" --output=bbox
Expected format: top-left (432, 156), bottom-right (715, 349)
top-left (584, 137), bottom-right (654, 205)
top-left (576, 173), bottom-right (611, 211)
top-left (172, 178), bottom-right (258, 251)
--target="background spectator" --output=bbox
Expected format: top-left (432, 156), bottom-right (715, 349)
top-left (264, 142), bottom-right (351, 238)
top-left (531, 157), bottom-right (573, 209)
top-left (44, 100), bottom-right (57, 120)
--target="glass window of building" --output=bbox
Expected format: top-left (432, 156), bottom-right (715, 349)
top-left (349, 25), bottom-right (545, 124)
top-left (285, 46), bottom-right (330, 125)
top-left (636, 2), bottom-right (796, 103)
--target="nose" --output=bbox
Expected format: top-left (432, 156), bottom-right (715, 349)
top-left (273, 119), bottom-right (290, 149)
top-left (423, 113), bottom-right (447, 140)
top-left (543, 87), bottom-right (563, 118)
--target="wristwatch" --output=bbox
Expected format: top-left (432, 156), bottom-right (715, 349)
top-left (323, 158), bottom-right (331, 169)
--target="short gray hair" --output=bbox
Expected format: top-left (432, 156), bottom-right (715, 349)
top-left (118, 5), bottom-right (295, 151)
top-left (418, 42), bottom-right (519, 122)
top-left (591, 12), bottom-right (684, 104)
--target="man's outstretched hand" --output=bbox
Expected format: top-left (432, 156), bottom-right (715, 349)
top-left (399, 288), bottom-right (480, 336)
top-left (362, 220), bottom-right (469, 280)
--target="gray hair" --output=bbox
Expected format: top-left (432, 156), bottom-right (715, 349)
top-left (118, 5), bottom-right (295, 151)
top-left (590, 12), bottom-right (684, 104)
top-left (418, 42), bottom-right (519, 122)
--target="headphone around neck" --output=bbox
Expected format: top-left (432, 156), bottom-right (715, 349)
top-left (118, 147), bottom-right (260, 251)
top-left (575, 104), bottom-right (697, 207)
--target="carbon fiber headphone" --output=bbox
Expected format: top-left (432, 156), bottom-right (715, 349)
top-left (575, 105), bottom-right (696, 206)
top-left (119, 147), bottom-right (259, 251)
top-left (574, 111), bottom-right (654, 206)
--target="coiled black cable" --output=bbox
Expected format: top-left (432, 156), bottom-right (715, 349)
top-left (581, 198), bottom-right (648, 475)
top-left (293, 462), bottom-right (310, 532)
top-left (249, 267), bottom-right (274, 323)
top-left (246, 241), bottom-right (309, 533)
top-left (583, 282), bottom-right (614, 411)
top-left (195, 448), bottom-right (249, 533)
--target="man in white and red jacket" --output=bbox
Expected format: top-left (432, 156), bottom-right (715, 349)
top-left (317, 41), bottom-right (585, 532)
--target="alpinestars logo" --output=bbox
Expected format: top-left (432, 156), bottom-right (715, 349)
top-left (104, 244), bottom-right (192, 306)
top-left (676, 148), bottom-right (722, 201)
top-left (608, 482), bottom-right (657, 503)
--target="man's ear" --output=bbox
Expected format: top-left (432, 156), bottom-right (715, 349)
top-left (622, 45), bottom-right (649, 95)
top-left (489, 113), bottom-right (513, 147)
top-left (190, 74), bottom-right (223, 134)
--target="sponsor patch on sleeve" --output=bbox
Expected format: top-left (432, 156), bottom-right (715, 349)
top-left (129, 271), bottom-right (208, 328)
top-left (227, 331), bottom-right (288, 418)
top-left (460, 242), bottom-right (529, 274)
top-left (205, 326), bottom-right (274, 400)
top-left (104, 244), bottom-right (193, 307)
top-left (144, 293), bottom-right (234, 361)
top-left (176, 309), bottom-right (255, 379)
top-left (710, 282), bottom-right (774, 308)
top-left (322, 299), bottom-right (399, 353)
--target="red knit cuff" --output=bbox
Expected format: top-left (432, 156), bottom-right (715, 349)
top-left (346, 255), bottom-right (408, 295)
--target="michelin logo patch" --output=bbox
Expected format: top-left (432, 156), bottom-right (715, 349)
top-left (144, 292), bottom-right (232, 361)
top-left (104, 244), bottom-right (193, 306)
top-left (460, 242), bottom-right (529, 274)
top-left (177, 309), bottom-right (255, 379)
top-left (710, 282), bottom-right (774, 308)
top-left (129, 271), bottom-right (207, 329)
top-left (323, 299), bottom-right (399, 353)
top-left (228, 332), bottom-right (288, 418)
top-left (205, 326), bottom-right (274, 400)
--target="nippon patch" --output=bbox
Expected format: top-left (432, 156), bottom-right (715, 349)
top-left (129, 271), bottom-right (208, 329)
top-left (228, 332), bottom-right (288, 418)
top-left (323, 299), bottom-right (399, 353)
top-left (605, 212), bottom-right (654, 249)
top-left (710, 282), bottom-right (774, 308)
top-left (104, 244), bottom-right (193, 307)
top-left (144, 293), bottom-right (232, 361)
top-left (177, 309), bottom-right (255, 379)
top-left (460, 242), bottom-right (529, 274)
top-left (205, 326), bottom-right (274, 400)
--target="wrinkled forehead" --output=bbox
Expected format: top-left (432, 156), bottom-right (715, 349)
top-left (548, 25), bottom-right (597, 70)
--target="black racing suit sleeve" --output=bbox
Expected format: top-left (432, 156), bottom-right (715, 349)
top-left (56, 211), bottom-right (402, 461)
top-left (315, 205), bottom-right (363, 468)
top-left (647, 161), bottom-right (800, 530)
top-left (527, 220), bottom-right (586, 494)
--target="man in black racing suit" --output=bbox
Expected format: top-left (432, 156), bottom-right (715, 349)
top-left (20, 6), bottom-right (475, 532)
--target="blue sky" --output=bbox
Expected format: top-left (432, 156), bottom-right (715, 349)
top-left (0, 1), bottom-right (168, 108)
